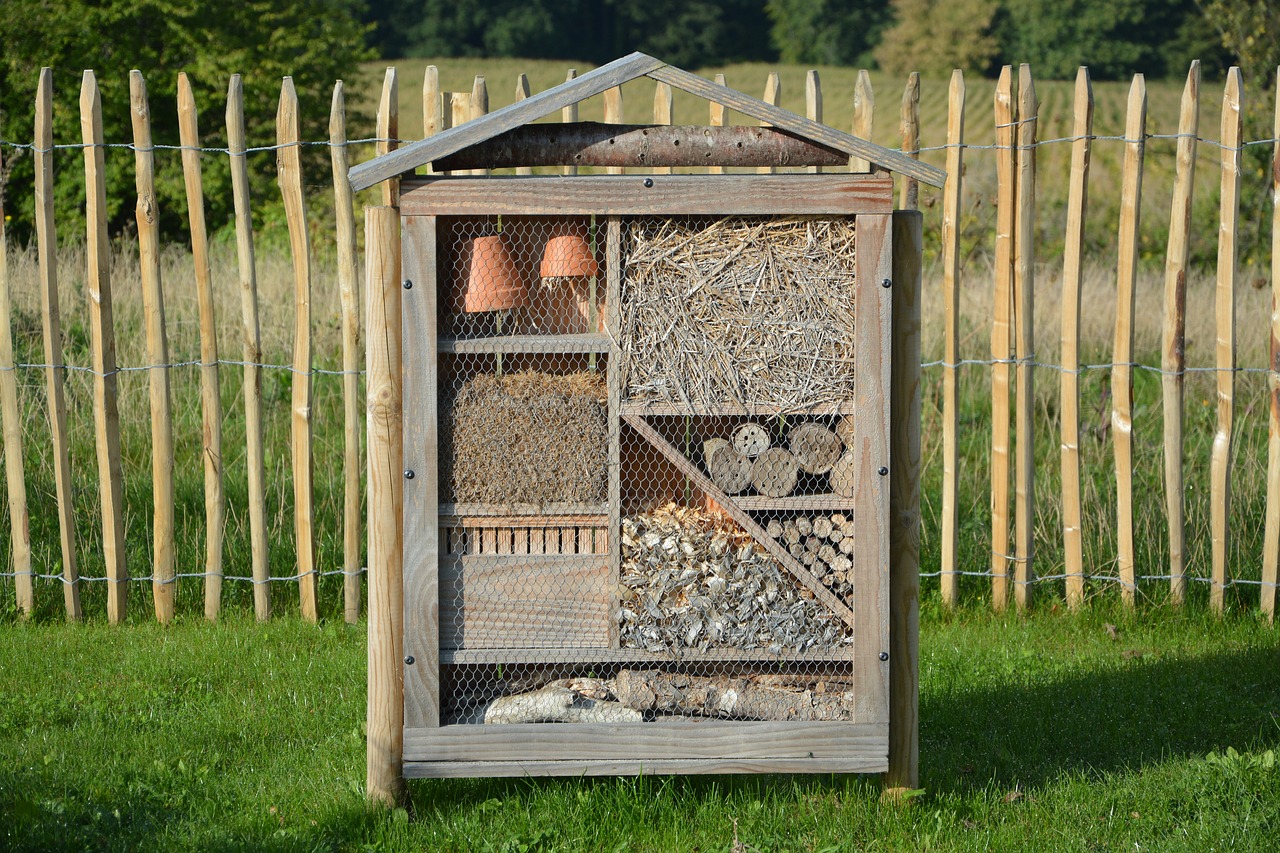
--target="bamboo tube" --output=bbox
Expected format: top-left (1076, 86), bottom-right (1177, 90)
top-left (514, 74), bottom-right (534, 176)
top-left (1013, 64), bottom-right (1037, 610)
top-left (653, 80), bottom-right (673, 175)
top-left (806, 70), bottom-right (822, 174)
top-left (82, 70), bottom-right (128, 623)
top-left (899, 72), bottom-right (920, 208)
top-left (604, 84), bottom-right (623, 175)
top-left (227, 75), bottom-right (270, 621)
top-left (0, 129), bottom-right (31, 616)
top-left (331, 80), bottom-right (363, 625)
top-left (940, 69), bottom-right (965, 608)
top-left (1112, 75), bottom-right (1147, 607)
top-left (277, 77), bottom-right (317, 622)
top-left (365, 205), bottom-right (404, 806)
top-left (990, 66), bottom-right (1015, 611)
top-left (1265, 69), bottom-right (1280, 622)
top-left (757, 72), bottom-right (780, 175)
top-left (563, 69), bottom-right (578, 175)
top-left (1164, 63), bottom-right (1199, 606)
top-left (1211, 69), bottom-right (1242, 615)
top-left (129, 71), bottom-right (176, 624)
top-left (36, 68), bottom-right (81, 622)
top-left (851, 69), bottom-right (873, 172)
top-left (178, 73), bottom-right (226, 622)
top-left (1061, 68), bottom-right (1093, 609)
top-left (708, 73), bottom-right (726, 175)
top-left (377, 67), bottom-right (399, 204)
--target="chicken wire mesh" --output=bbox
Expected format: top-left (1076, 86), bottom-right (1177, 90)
top-left (433, 214), bottom-right (866, 727)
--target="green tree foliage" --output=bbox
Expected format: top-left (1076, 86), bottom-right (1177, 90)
top-left (0, 0), bottom-right (374, 244)
top-left (874, 0), bottom-right (1001, 76)
top-left (765, 0), bottom-right (892, 67)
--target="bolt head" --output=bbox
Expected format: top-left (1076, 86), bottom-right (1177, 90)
top-left (403, 279), bottom-right (413, 290)
top-left (643, 178), bottom-right (654, 188)
top-left (878, 466), bottom-right (889, 476)
top-left (404, 470), bottom-right (415, 480)
top-left (881, 278), bottom-right (892, 288)
top-left (404, 655), bottom-right (415, 665)
top-left (878, 652), bottom-right (889, 661)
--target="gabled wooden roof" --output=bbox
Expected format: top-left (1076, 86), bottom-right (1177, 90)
top-left (349, 52), bottom-right (945, 192)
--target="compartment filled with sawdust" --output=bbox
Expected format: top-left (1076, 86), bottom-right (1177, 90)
top-left (442, 370), bottom-right (607, 505)
top-left (620, 215), bottom-right (857, 412)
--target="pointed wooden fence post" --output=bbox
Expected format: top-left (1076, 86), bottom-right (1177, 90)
top-left (990, 66), bottom-right (1015, 611)
top-left (1265, 70), bottom-right (1280, 622)
top-left (806, 70), bottom-right (822, 174)
top-left (757, 72), bottom-right (780, 175)
top-left (653, 80), bottom-right (673, 175)
top-left (708, 73), bottom-right (727, 175)
top-left (1013, 64), bottom-right (1037, 610)
top-left (899, 72), bottom-right (920, 208)
top-left (939, 69), bottom-right (965, 607)
top-left (378, 67), bottom-right (400, 204)
top-left (851, 70), bottom-right (874, 172)
top-left (563, 69), bottom-right (578, 176)
top-left (514, 74), bottom-right (534, 177)
top-left (604, 84), bottom-right (623, 175)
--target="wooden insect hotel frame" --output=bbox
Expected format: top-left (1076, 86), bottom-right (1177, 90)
top-left (352, 53), bottom-right (941, 801)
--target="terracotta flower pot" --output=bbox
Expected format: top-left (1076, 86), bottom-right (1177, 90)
top-left (540, 232), bottom-right (600, 279)
top-left (454, 233), bottom-right (527, 313)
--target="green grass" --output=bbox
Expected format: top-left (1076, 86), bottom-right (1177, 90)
top-left (2, 604), bottom-right (1277, 851)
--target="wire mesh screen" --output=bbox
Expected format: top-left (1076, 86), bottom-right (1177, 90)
top-left (434, 213), bottom-right (866, 728)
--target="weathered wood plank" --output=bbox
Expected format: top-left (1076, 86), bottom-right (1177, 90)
top-left (404, 756), bottom-right (887, 778)
top-left (440, 646), bottom-right (859, 665)
top-left (562, 69), bottom-right (578, 176)
top-left (940, 69), bottom-right (965, 607)
top-left (708, 73), bottom-right (727, 175)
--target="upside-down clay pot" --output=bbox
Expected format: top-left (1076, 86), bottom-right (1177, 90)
top-left (455, 233), bottom-right (527, 313)
top-left (539, 232), bottom-right (601, 279)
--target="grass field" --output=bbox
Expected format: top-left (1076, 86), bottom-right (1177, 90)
top-left (2, 603), bottom-right (1277, 851)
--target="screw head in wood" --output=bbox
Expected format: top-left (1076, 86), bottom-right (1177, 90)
top-left (878, 466), bottom-right (888, 476)
top-left (404, 469), bottom-right (415, 480)
top-left (643, 178), bottom-right (654, 188)
top-left (404, 655), bottom-right (415, 665)
top-left (881, 278), bottom-right (892, 288)
top-left (879, 652), bottom-right (889, 661)
top-left (403, 279), bottom-right (413, 289)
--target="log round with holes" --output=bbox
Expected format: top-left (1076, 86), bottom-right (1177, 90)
top-left (830, 450), bottom-right (858, 498)
top-left (749, 447), bottom-right (799, 497)
top-left (702, 438), bottom-right (753, 494)
top-left (731, 422), bottom-right (772, 458)
top-left (788, 423), bottom-right (843, 474)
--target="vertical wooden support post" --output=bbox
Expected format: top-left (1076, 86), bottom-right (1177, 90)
top-left (563, 69), bottom-right (579, 176)
top-left (514, 74), bottom-right (534, 176)
top-left (899, 72), bottom-right (920, 209)
top-left (82, 70), bottom-right (129, 623)
top-left (1113, 74), bottom-right (1146, 607)
top-left (378, 67), bottom-right (400, 205)
top-left (851, 70), bottom-right (874, 172)
top-left (757, 72), bottom-right (780, 175)
top-left (1211, 68), bottom-right (1242, 615)
top-left (178, 72), bottom-right (226, 621)
top-left (332, 80), bottom-right (363, 624)
top-left (278, 77), bottom-right (317, 621)
top-left (887, 210), bottom-right (922, 791)
top-left (990, 66), bottom-right (1015, 611)
top-left (130, 71), bottom-right (176, 623)
top-left (1264, 69), bottom-right (1280, 622)
top-left (806, 70), bottom-right (822, 174)
top-left (366, 206), bottom-right (404, 806)
top-left (1061, 68), bottom-right (1093, 609)
top-left (228, 75), bottom-right (271, 620)
top-left (604, 85), bottom-right (623, 175)
top-left (939, 69), bottom-right (964, 607)
top-left (35, 68), bottom-right (81, 621)
top-left (1166, 62), bottom-right (1199, 606)
top-left (1013, 65), bottom-right (1037, 610)
top-left (653, 81), bottom-right (673, 175)
top-left (0, 130), bottom-right (32, 616)
top-left (708, 73), bottom-right (726, 175)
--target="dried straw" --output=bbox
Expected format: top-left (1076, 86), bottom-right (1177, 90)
top-left (620, 216), bottom-right (857, 413)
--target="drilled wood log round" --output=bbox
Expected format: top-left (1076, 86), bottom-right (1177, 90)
top-left (835, 415), bottom-right (857, 447)
top-left (830, 450), bottom-right (857, 498)
top-left (788, 423), bottom-right (843, 474)
top-left (750, 446), bottom-right (799, 497)
top-left (732, 422), bottom-right (772, 458)
top-left (702, 437), bottom-right (753, 494)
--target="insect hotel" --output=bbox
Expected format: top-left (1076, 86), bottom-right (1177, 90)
top-left (351, 53), bottom-right (941, 796)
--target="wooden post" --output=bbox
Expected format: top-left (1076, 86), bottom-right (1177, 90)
top-left (1013, 64), bottom-right (1036, 610)
top-left (806, 70), bottom-right (822, 174)
top-left (1113, 74), bottom-right (1146, 607)
top-left (178, 72), bottom-right (226, 621)
top-left (653, 80), bottom-right (673, 175)
top-left (1211, 68), bottom-right (1242, 615)
top-left (1166, 63), bottom-right (1199, 606)
top-left (851, 70), bottom-right (873, 172)
top-left (378, 67), bottom-right (399, 205)
top-left (899, 72), bottom-right (920, 208)
top-left (563, 69), bottom-right (579, 176)
top-left (366, 206), bottom-right (404, 806)
top-left (939, 69), bottom-right (964, 607)
top-left (37, 69), bottom-right (81, 622)
top-left (278, 77), bottom-right (317, 622)
top-left (1265, 69), bottom-right (1280, 622)
top-left (604, 84), bottom-right (623, 175)
top-left (0, 125), bottom-right (31, 616)
top-left (130, 71), bottom-right (176, 623)
top-left (471, 75), bottom-right (488, 178)
top-left (82, 71), bottom-right (129, 623)
top-left (887, 210), bottom-right (922, 791)
top-left (758, 72), bottom-right (780, 175)
top-left (228, 75), bottom-right (271, 621)
top-left (1061, 68), bottom-right (1093, 609)
top-left (515, 74), bottom-right (534, 176)
top-left (990, 66), bottom-right (1015, 611)
top-left (332, 80), bottom-right (363, 624)
top-left (709, 73), bottom-right (726, 175)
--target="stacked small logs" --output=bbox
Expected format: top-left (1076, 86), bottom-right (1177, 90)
top-left (766, 513), bottom-right (856, 600)
top-left (702, 419), bottom-right (847, 498)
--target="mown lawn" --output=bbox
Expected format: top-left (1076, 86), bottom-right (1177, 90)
top-left (2, 601), bottom-right (1277, 852)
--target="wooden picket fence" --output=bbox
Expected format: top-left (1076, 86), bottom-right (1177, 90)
top-left (1, 60), bottom-right (1278, 623)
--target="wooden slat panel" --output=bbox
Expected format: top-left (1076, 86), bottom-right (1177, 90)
top-left (940, 69), bottom-right (965, 607)
top-left (402, 175), bottom-right (893, 216)
top-left (405, 756), bottom-right (887, 778)
top-left (438, 554), bottom-right (612, 649)
top-left (405, 721), bottom-right (887, 763)
top-left (990, 67), bottom-right (1015, 611)
top-left (1013, 65), bottom-right (1037, 610)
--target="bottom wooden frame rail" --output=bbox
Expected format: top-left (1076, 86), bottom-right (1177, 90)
top-left (403, 720), bottom-right (888, 778)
